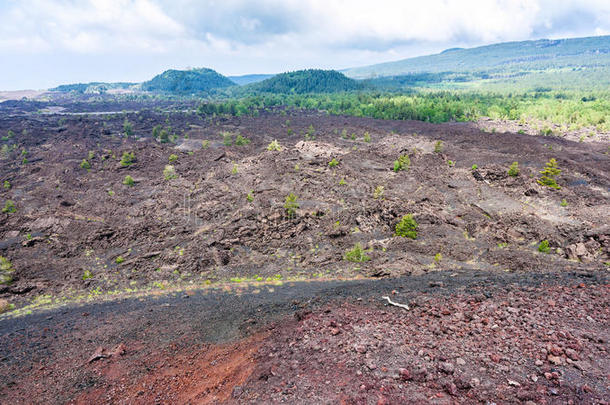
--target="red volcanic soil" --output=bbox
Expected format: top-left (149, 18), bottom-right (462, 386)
top-left (1, 272), bottom-right (608, 404)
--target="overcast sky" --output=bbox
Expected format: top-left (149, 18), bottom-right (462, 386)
top-left (0, 0), bottom-right (609, 90)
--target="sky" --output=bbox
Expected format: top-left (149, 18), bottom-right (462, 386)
top-left (0, 0), bottom-right (609, 90)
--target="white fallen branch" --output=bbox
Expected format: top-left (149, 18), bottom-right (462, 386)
top-left (382, 296), bottom-right (410, 311)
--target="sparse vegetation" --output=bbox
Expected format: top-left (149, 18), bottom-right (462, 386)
top-left (538, 240), bottom-right (551, 253)
top-left (82, 270), bottom-right (93, 280)
top-left (246, 190), bottom-right (254, 202)
top-left (508, 161), bottom-right (520, 177)
top-left (434, 140), bottom-right (443, 153)
top-left (163, 165), bottom-right (177, 180)
top-left (267, 139), bottom-right (282, 151)
top-left (123, 119), bottom-right (133, 136)
top-left (395, 214), bottom-right (418, 239)
top-left (284, 193), bottom-right (299, 218)
top-left (363, 132), bottom-right (371, 142)
top-left (2, 200), bottom-right (16, 214)
top-left (538, 158), bottom-right (561, 189)
top-left (328, 158), bottom-right (339, 168)
top-left (0, 256), bottom-right (15, 284)
top-left (344, 243), bottom-right (371, 263)
top-left (120, 151), bottom-right (135, 167)
top-left (560, 198), bottom-right (568, 207)
top-left (235, 134), bottom-right (251, 146)
top-left (122, 175), bottom-right (135, 186)
top-left (4, 180), bottom-right (10, 189)
top-left (373, 185), bottom-right (384, 199)
top-left (115, 256), bottom-right (125, 264)
top-left (80, 159), bottom-right (91, 170)
top-left (393, 154), bottom-right (410, 172)
top-left (168, 154), bottom-right (178, 163)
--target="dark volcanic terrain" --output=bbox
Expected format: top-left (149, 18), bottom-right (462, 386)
top-left (0, 100), bottom-right (608, 403)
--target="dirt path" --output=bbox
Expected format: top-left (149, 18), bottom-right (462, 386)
top-left (1, 269), bottom-right (608, 404)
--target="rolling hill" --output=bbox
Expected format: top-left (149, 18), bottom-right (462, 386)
top-left (140, 68), bottom-right (236, 94)
top-left (248, 69), bottom-right (364, 94)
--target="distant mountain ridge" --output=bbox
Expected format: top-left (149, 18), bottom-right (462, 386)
top-left (343, 35), bottom-right (610, 79)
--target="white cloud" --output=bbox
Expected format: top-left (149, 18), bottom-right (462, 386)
top-left (0, 0), bottom-right (608, 89)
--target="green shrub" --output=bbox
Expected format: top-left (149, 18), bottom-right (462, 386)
top-left (538, 158), bottom-right (561, 189)
top-left (159, 128), bottom-right (170, 143)
top-left (82, 270), bottom-right (93, 280)
top-left (284, 193), bottom-right (299, 218)
top-left (231, 163), bottom-right (238, 175)
top-left (267, 140), bottom-right (281, 151)
top-left (123, 119), bottom-right (133, 136)
top-left (115, 256), bottom-right (125, 264)
top-left (373, 185), bottom-right (384, 199)
top-left (168, 154), bottom-right (178, 163)
top-left (560, 198), bottom-right (568, 207)
top-left (471, 164), bottom-right (478, 170)
top-left (88, 150), bottom-right (95, 160)
top-left (0, 256), bottom-right (15, 284)
top-left (2, 200), bottom-right (16, 214)
top-left (307, 125), bottom-right (315, 137)
top-left (434, 253), bottom-right (442, 262)
top-left (434, 140), bottom-right (443, 153)
top-left (163, 165), bottom-right (177, 180)
top-left (3, 180), bottom-right (10, 189)
top-left (328, 158), bottom-right (339, 167)
top-left (222, 132), bottom-right (233, 146)
top-left (152, 124), bottom-right (162, 140)
top-left (120, 151), bottom-right (135, 167)
top-left (395, 214), bottom-right (418, 239)
top-left (201, 140), bottom-right (210, 148)
top-left (344, 243), bottom-right (371, 262)
top-left (538, 240), bottom-right (551, 253)
top-left (447, 160), bottom-right (455, 167)
top-left (508, 161), bottom-right (520, 177)
top-left (123, 175), bottom-right (135, 186)
top-left (235, 134), bottom-right (250, 146)
top-left (393, 154), bottom-right (410, 172)
top-left (80, 159), bottom-right (91, 170)
top-left (363, 132), bottom-right (371, 143)
top-left (246, 190), bottom-right (254, 202)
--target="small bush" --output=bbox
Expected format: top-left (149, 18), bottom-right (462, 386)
top-left (168, 154), bottom-right (178, 163)
top-left (267, 140), bottom-right (282, 151)
top-left (231, 163), bottom-right (238, 175)
top-left (538, 240), bottom-right (551, 253)
top-left (123, 119), bottom-right (133, 136)
top-left (0, 256), bottom-right (15, 284)
top-left (373, 185), bottom-right (384, 199)
top-left (120, 151), bottom-right (135, 167)
top-left (123, 175), bottom-right (135, 186)
top-left (246, 190), bottom-right (254, 202)
top-left (434, 140), bottom-right (443, 153)
top-left (328, 158), bottom-right (339, 168)
top-left (434, 253), bottom-right (442, 262)
top-left (284, 193), bottom-right (299, 218)
top-left (471, 164), bottom-right (478, 170)
top-left (344, 243), bottom-right (371, 263)
top-left (2, 200), bottom-right (16, 214)
top-left (152, 124), bottom-right (162, 140)
top-left (395, 214), bottom-right (418, 239)
top-left (447, 160), bottom-right (455, 167)
top-left (82, 270), bottom-right (93, 280)
top-left (508, 161), bottom-right (520, 177)
top-left (222, 132), bottom-right (233, 146)
top-left (88, 150), bottom-right (95, 160)
top-left (163, 165), bottom-right (177, 180)
top-left (235, 134), bottom-right (250, 146)
top-left (339, 178), bottom-right (346, 185)
top-left (3, 181), bottom-right (10, 189)
top-left (364, 132), bottom-right (371, 143)
top-left (115, 256), bottom-right (125, 264)
top-left (80, 159), bottom-right (91, 170)
top-left (560, 199), bottom-right (568, 207)
top-left (201, 140), bottom-right (210, 149)
top-left (393, 154), bottom-right (410, 172)
top-left (538, 158), bottom-right (561, 189)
